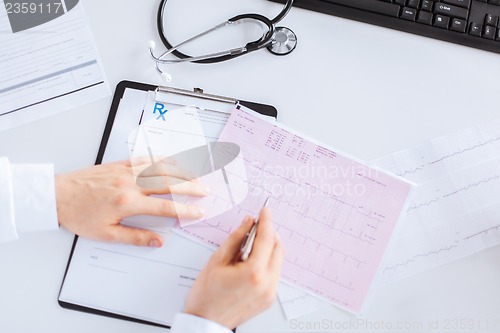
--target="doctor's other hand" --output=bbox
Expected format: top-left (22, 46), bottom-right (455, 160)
top-left (54, 159), bottom-right (208, 247)
top-left (184, 208), bottom-right (283, 329)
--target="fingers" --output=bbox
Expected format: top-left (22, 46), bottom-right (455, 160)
top-left (108, 225), bottom-right (164, 247)
top-left (267, 235), bottom-right (284, 287)
top-left (127, 157), bottom-right (181, 178)
top-left (131, 195), bottom-right (206, 219)
top-left (125, 156), bottom-right (175, 168)
top-left (137, 176), bottom-right (209, 196)
top-left (121, 157), bottom-right (194, 181)
top-left (247, 208), bottom-right (276, 267)
top-left (134, 159), bottom-right (208, 197)
top-left (123, 156), bottom-right (154, 167)
top-left (136, 161), bottom-right (193, 180)
top-left (211, 216), bottom-right (254, 264)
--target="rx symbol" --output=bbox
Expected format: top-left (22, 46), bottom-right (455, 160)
top-left (153, 103), bottom-right (168, 121)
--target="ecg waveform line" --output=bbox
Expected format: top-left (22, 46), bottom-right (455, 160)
top-left (223, 154), bottom-right (388, 223)
top-left (463, 224), bottom-right (500, 240)
top-left (407, 174), bottom-right (500, 212)
top-left (384, 222), bottom-right (500, 274)
top-left (398, 135), bottom-right (500, 177)
top-left (183, 207), bottom-right (370, 264)
top-left (276, 224), bottom-right (367, 265)
top-left (280, 293), bottom-right (311, 306)
top-left (283, 258), bottom-right (355, 291)
top-left (183, 215), bottom-right (366, 293)
top-left (385, 222), bottom-right (500, 273)
top-left (384, 245), bottom-right (459, 272)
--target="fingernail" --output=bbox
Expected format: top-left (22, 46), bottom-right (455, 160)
top-left (242, 215), bottom-right (253, 225)
top-left (194, 207), bottom-right (206, 217)
top-left (148, 239), bottom-right (162, 248)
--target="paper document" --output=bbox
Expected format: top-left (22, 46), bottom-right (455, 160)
top-left (373, 118), bottom-right (500, 283)
top-left (178, 108), bottom-right (413, 313)
top-left (0, 1), bottom-right (109, 130)
top-left (59, 225), bottom-right (213, 326)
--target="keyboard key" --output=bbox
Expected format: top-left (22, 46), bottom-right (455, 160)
top-left (489, 0), bottom-right (500, 5)
top-left (434, 14), bottom-right (450, 28)
top-left (450, 18), bottom-right (467, 32)
top-left (483, 25), bottom-right (496, 38)
top-left (417, 10), bottom-right (433, 24)
top-left (469, 22), bottom-right (483, 36)
top-left (394, 0), bottom-right (406, 6)
top-left (433, 2), bottom-right (469, 20)
top-left (407, 0), bottom-right (420, 8)
top-left (421, 0), bottom-right (433, 11)
top-left (485, 14), bottom-right (499, 27)
top-left (401, 7), bottom-right (417, 20)
top-left (442, 0), bottom-right (471, 8)
top-left (324, 0), bottom-right (402, 17)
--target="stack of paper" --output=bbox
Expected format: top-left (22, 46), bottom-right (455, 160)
top-left (0, 1), bottom-right (109, 130)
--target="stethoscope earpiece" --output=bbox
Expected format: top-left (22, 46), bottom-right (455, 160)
top-left (161, 72), bottom-right (173, 83)
top-left (267, 27), bottom-right (297, 56)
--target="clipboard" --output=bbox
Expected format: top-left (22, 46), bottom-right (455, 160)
top-left (58, 80), bottom-right (278, 329)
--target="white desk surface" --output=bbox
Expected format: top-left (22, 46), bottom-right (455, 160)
top-left (1, 0), bottom-right (500, 332)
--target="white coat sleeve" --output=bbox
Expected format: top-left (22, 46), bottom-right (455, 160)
top-left (0, 157), bottom-right (58, 243)
top-left (170, 313), bottom-right (233, 333)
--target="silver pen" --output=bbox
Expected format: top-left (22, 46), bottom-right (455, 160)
top-left (240, 197), bottom-right (270, 261)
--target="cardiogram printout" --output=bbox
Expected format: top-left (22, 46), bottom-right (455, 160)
top-left (373, 118), bottom-right (500, 283)
top-left (0, 0), bottom-right (109, 130)
top-left (178, 108), bottom-right (413, 313)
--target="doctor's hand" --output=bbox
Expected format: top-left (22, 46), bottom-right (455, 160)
top-left (184, 208), bottom-right (283, 330)
top-left (55, 159), bottom-right (208, 247)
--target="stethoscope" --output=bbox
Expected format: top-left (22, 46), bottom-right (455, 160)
top-left (149, 0), bottom-right (297, 82)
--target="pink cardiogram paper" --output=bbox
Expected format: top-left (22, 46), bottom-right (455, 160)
top-left (178, 109), bottom-right (413, 313)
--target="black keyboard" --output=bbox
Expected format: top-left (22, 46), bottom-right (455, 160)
top-left (269, 0), bottom-right (500, 54)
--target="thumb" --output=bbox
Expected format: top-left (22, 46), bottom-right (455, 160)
top-left (211, 216), bottom-right (254, 264)
top-left (109, 225), bottom-right (164, 247)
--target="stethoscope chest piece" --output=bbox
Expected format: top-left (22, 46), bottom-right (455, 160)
top-left (266, 26), bottom-right (297, 56)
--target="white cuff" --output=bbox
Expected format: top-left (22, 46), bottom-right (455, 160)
top-left (10, 163), bottom-right (58, 234)
top-left (0, 157), bottom-right (17, 243)
top-left (170, 313), bottom-right (233, 333)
